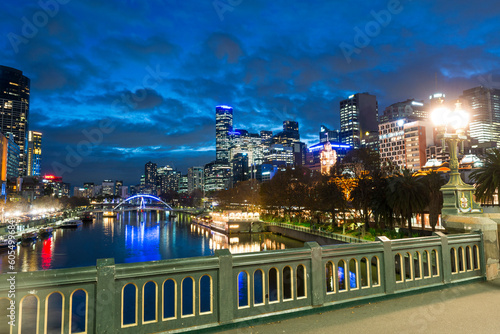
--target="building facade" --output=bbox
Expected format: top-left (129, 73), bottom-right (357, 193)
top-left (27, 130), bottom-right (42, 176)
top-left (204, 162), bottom-right (231, 193)
top-left (340, 93), bottom-right (378, 149)
top-left (0, 65), bottom-right (30, 176)
top-left (379, 118), bottom-right (435, 171)
top-left (379, 99), bottom-right (428, 123)
top-left (187, 166), bottom-right (204, 193)
top-left (144, 161), bottom-right (157, 191)
top-left (215, 105), bottom-right (233, 163)
top-left (460, 86), bottom-right (500, 147)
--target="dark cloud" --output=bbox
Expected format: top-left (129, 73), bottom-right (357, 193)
top-left (1, 0), bottom-right (499, 186)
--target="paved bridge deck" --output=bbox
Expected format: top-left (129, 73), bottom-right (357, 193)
top-left (218, 278), bottom-right (500, 334)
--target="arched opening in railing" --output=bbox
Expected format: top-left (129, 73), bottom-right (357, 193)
top-left (143, 281), bottom-right (157, 324)
top-left (268, 268), bottom-right (279, 302)
top-left (181, 277), bottom-right (195, 317)
top-left (296, 264), bottom-right (306, 298)
top-left (122, 283), bottom-right (137, 327)
top-left (253, 270), bottom-right (265, 305)
top-left (163, 279), bottom-right (177, 320)
top-left (46, 292), bottom-right (64, 333)
top-left (238, 271), bottom-right (250, 308)
top-left (20, 294), bottom-right (39, 334)
top-left (326, 261), bottom-right (335, 293)
top-left (199, 275), bottom-right (212, 314)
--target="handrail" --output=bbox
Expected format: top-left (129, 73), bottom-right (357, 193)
top-left (267, 221), bottom-right (370, 243)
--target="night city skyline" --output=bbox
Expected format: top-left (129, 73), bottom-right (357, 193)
top-left (2, 0), bottom-right (500, 185)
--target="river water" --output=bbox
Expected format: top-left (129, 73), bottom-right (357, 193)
top-left (0, 212), bottom-right (304, 273)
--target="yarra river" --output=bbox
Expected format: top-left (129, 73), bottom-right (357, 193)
top-left (0, 212), bottom-right (304, 273)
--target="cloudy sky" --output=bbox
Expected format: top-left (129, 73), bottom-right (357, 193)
top-left (1, 0), bottom-right (499, 186)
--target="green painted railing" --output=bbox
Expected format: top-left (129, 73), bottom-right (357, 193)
top-left (268, 222), bottom-right (369, 243)
top-left (0, 232), bottom-right (485, 333)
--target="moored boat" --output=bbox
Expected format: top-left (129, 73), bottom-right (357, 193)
top-left (81, 212), bottom-right (94, 222)
top-left (39, 226), bottom-right (54, 236)
top-left (59, 219), bottom-right (83, 228)
top-left (21, 230), bottom-right (38, 241)
top-left (0, 238), bottom-right (9, 248)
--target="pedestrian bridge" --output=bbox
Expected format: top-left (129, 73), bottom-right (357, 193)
top-left (113, 194), bottom-right (173, 211)
top-left (0, 231), bottom-right (486, 333)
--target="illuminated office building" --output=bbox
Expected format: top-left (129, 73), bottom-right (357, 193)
top-left (178, 174), bottom-right (188, 194)
top-left (188, 167), bottom-right (204, 193)
top-left (379, 119), bottom-right (434, 171)
top-left (380, 99), bottom-right (428, 123)
top-left (429, 93), bottom-right (446, 107)
top-left (340, 93), bottom-right (378, 149)
top-left (145, 161), bottom-right (157, 191)
top-left (27, 130), bottom-right (42, 176)
top-left (0, 65), bottom-right (30, 176)
top-left (204, 162), bottom-right (231, 193)
top-left (319, 125), bottom-right (339, 143)
top-left (460, 86), bottom-right (500, 147)
top-left (215, 105), bottom-right (233, 163)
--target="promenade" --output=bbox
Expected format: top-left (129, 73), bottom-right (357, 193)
top-left (218, 278), bottom-right (500, 334)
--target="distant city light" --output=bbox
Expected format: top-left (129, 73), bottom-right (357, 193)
top-left (216, 105), bottom-right (232, 109)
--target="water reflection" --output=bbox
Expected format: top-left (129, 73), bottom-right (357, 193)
top-left (0, 212), bottom-right (303, 273)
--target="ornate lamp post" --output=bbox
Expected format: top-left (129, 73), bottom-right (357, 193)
top-left (431, 101), bottom-right (482, 215)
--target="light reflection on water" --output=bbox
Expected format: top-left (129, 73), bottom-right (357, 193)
top-left (0, 212), bottom-right (303, 273)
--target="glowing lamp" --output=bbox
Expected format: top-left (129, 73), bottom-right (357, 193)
top-left (431, 106), bottom-right (450, 127)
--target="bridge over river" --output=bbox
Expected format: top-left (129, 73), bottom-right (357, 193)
top-left (93, 194), bottom-right (199, 213)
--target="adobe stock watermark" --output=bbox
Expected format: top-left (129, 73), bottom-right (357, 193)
top-left (403, 284), bottom-right (467, 333)
top-left (478, 73), bottom-right (500, 89)
top-left (272, 106), bottom-right (296, 122)
top-left (51, 64), bottom-right (169, 177)
top-left (213, 0), bottom-right (243, 21)
top-left (339, 0), bottom-right (411, 64)
top-left (7, 0), bottom-right (72, 54)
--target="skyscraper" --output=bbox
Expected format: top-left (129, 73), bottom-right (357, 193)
top-left (0, 65), bottom-right (30, 176)
top-left (187, 166), bottom-right (204, 193)
top-left (460, 86), bottom-right (500, 147)
top-left (27, 130), bottom-right (42, 176)
top-left (144, 161), bottom-right (157, 191)
top-left (215, 105), bottom-right (233, 163)
top-left (340, 93), bottom-right (378, 149)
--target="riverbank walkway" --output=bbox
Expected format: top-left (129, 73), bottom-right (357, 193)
top-left (217, 278), bottom-right (500, 334)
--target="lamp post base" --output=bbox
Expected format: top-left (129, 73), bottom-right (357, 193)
top-left (441, 182), bottom-right (483, 216)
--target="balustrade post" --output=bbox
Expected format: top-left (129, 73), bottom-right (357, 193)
top-left (376, 236), bottom-right (395, 294)
top-left (434, 232), bottom-right (452, 283)
top-left (215, 249), bottom-right (234, 324)
top-left (95, 258), bottom-right (116, 333)
top-left (304, 242), bottom-right (324, 306)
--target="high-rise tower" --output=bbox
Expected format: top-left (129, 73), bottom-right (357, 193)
top-left (27, 130), bottom-right (42, 176)
top-left (0, 65), bottom-right (30, 175)
top-left (460, 86), bottom-right (500, 146)
top-left (215, 105), bottom-right (233, 163)
top-left (340, 93), bottom-right (378, 149)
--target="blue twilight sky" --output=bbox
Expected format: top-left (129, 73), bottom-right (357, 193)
top-left (1, 0), bottom-right (500, 186)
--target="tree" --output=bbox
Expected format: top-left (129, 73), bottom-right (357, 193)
top-left (350, 173), bottom-right (374, 231)
top-left (422, 170), bottom-right (446, 231)
top-left (386, 169), bottom-right (429, 236)
top-left (470, 148), bottom-right (500, 205)
top-left (370, 173), bottom-right (393, 229)
top-left (314, 175), bottom-right (346, 229)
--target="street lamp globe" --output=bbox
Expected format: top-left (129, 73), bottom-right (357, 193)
top-left (431, 106), bottom-right (450, 128)
top-left (431, 100), bottom-right (482, 215)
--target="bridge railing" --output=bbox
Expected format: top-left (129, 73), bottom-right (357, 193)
top-left (0, 232), bottom-right (484, 333)
top-left (267, 222), bottom-right (368, 243)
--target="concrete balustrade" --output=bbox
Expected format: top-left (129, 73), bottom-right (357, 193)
top-left (0, 232), bottom-right (485, 333)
